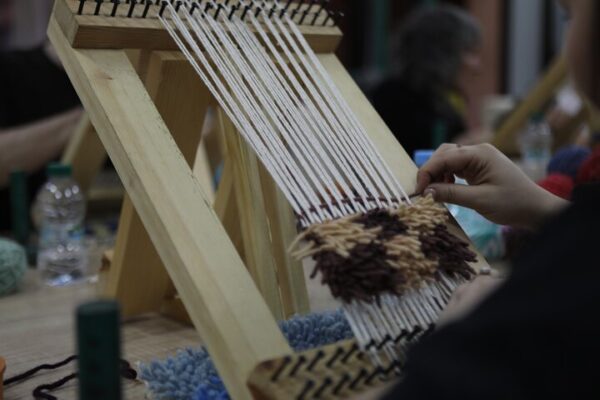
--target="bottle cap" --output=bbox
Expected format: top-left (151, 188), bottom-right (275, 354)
top-left (414, 150), bottom-right (435, 168)
top-left (46, 162), bottom-right (72, 178)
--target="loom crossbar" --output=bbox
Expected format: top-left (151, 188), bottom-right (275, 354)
top-left (54, 0), bottom-right (342, 52)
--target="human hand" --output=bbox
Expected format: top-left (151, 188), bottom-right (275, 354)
top-left (415, 143), bottom-right (569, 229)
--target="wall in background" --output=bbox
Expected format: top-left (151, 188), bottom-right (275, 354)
top-left (506, 0), bottom-right (544, 97)
top-left (465, 0), bottom-right (504, 128)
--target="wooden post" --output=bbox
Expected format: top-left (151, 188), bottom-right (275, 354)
top-left (219, 108), bottom-right (284, 320)
top-left (62, 114), bottom-right (107, 194)
top-left (105, 51), bottom-right (213, 318)
top-left (492, 57), bottom-right (567, 155)
top-left (49, 19), bottom-right (291, 399)
top-left (258, 165), bottom-right (310, 317)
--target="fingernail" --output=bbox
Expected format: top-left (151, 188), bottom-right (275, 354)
top-left (424, 187), bottom-right (436, 198)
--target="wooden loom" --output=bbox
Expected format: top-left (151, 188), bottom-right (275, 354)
top-left (492, 56), bottom-right (598, 156)
top-left (48, 1), bottom-right (488, 398)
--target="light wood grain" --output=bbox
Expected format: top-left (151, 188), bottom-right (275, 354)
top-left (0, 272), bottom-right (201, 400)
top-left (492, 57), bottom-right (567, 155)
top-left (213, 157), bottom-right (246, 261)
top-left (106, 51), bottom-right (212, 319)
top-left (53, 0), bottom-right (342, 53)
top-left (48, 18), bottom-right (292, 399)
top-left (62, 114), bottom-right (107, 194)
top-left (258, 164), bottom-right (310, 318)
top-left (106, 196), bottom-right (171, 317)
top-left (219, 108), bottom-right (284, 320)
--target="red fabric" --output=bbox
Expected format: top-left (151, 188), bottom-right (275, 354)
top-left (537, 173), bottom-right (574, 200)
top-left (576, 148), bottom-right (600, 185)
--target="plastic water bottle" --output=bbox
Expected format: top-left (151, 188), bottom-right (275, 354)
top-left (519, 112), bottom-right (553, 181)
top-left (35, 163), bottom-right (87, 286)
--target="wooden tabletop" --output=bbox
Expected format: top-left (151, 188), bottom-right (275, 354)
top-left (0, 271), bottom-right (202, 400)
top-left (0, 265), bottom-right (338, 400)
top-left (0, 261), bottom-right (499, 399)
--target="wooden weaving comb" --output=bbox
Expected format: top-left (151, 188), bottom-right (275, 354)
top-left (48, 1), bottom-right (489, 398)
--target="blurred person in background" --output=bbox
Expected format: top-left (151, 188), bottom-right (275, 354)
top-left (0, 0), bottom-right (82, 230)
top-left (370, 4), bottom-right (483, 157)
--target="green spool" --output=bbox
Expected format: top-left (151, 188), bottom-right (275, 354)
top-left (77, 300), bottom-right (122, 400)
top-left (0, 239), bottom-right (27, 296)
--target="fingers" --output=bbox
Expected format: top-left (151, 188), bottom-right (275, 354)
top-left (424, 182), bottom-right (484, 210)
top-left (415, 144), bottom-right (476, 194)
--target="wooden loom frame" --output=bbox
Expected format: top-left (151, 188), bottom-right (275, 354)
top-left (49, 1), bottom-right (488, 398)
top-left (491, 56), bottom-right (599, 155)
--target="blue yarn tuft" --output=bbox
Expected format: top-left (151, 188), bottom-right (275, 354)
top-left (140, 310), bottom-right (353, 400)
top-left (547, 145), bottom-right (591, 178)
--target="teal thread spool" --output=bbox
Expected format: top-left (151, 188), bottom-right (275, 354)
top-left (76, 300), bottom-right (122, 400)
top-left (0, 239), bottom-right (27, 296)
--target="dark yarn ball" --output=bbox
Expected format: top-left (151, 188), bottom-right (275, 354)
top-left (576, 147), bottom-right (600, 184)
top-left (547, 145), bottom-right (591, 178)
top-left (537, 173), bottom-right (574, 200)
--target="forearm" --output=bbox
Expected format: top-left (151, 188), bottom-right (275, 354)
top-left (525, 187), bottom-right (570, 230)
top-left (0, 107), bottom-right (83, 187)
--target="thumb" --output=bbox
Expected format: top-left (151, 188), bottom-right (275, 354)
top-left (425, 183), bottom-right (483, 210)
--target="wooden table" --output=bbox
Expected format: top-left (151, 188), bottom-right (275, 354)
top-left (0, 265), bottom-right (338, 400)
top-left (0, 271), bottom-right (202, 399)
top-left (0, 262), bottom-right (502, 399)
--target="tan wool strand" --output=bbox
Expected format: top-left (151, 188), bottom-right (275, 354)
top-left (290, 196), bottom-right (453, 295)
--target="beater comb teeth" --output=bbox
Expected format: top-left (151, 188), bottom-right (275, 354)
top-left (249, 339), bottom-right (403, 399)
top-left (73, 0), bottom-right (341, 26)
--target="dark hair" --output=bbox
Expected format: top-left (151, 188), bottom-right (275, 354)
top-left (396, 5), bottom-right (482, 95)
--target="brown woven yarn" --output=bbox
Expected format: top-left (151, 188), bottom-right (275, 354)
top-left (290, 196), bottom-right (477, 303)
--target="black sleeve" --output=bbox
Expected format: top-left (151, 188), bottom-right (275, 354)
top-left (0, 46), bottom-right (80, 128)
top-left (384, 187), bottom-right (600, 399)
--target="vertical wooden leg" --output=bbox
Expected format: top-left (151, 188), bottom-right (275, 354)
top-left (259, 165), bottom-right (310, 317)
top-left (62, 114), bottom-right (107, 194)
top-left (213, 157), bottom-right (245, 260)
top-left (193, 139), bottom-right (216, 205)
top-left (106, 52), bottom-right (213, 318)
top-left (219, 108), bottom-right (284, 320)
top-left (47, 22), bottom-right (293, 395)
top-left (105, 196), bottom-right (171, 317)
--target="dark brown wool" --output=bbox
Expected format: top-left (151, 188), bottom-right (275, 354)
top-left (293, 197), bottom-right (477, 303)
